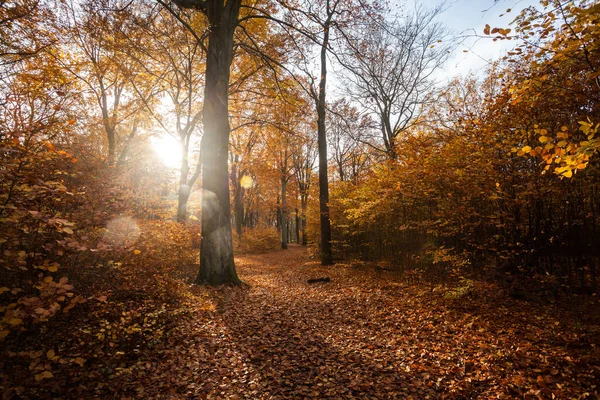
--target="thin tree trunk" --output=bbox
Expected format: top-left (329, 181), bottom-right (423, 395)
top-left (107, 130), bottom-right (116, 167)
top-left (231, 159), bottom-right (244, 239)
top-left (295, 208), bottom-right (300, 244)
top-left (276, 194), bottom-right (281, 232)
top-left (281, 177), bottom-right (288, 249)
top-left (317, 21), bottom-right (333, 265)
top-left (177, 139), bottom-right (190, 222)
top-left (301, 194), bottom-right (308, 246)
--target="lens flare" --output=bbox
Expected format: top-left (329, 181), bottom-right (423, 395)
top-left (103, 216), bottom-right (140, 247)
top-left (240, 175), bottom-right (254, 189)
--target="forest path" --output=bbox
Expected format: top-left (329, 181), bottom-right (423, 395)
top-left (147, 244), bottom-right (597, 399)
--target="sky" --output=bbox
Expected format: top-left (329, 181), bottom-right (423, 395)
top-left (152, 0), bottom-right (544, 167)
top-left (422, 0), bottom-right (541, 79)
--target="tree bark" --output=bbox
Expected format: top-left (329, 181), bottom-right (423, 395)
top-left (317, 22), bottom-right (333, 265)
top-left (231, 157), bottom-right (244, 239)
top-left (281, 177), bottom-right (288, 249)
top-left (177, 139), bottom-right (190, 222)
top-left (301, 190), bottom-right (308, 246)
top-left (194, 0), bottom-right (242, 285)
top-left (295, 208), bottom-right (300, 244)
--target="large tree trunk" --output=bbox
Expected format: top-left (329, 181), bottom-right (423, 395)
top-left (195, 0), bottom-right (241, 285)
top-left (317, 22), bottom-right (333, 265)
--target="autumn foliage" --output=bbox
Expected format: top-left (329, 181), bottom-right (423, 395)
top-left (1, 0), bottom-right (600, 398)
top-left (329, 0), bottom-right (600, 294)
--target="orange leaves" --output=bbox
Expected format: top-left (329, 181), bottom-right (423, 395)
top-left (34, 371), bottom-right (53, 381)
top-left (73, 357), bottom-right (85, 367)
top-left (518, 121), bottom-right (599, 178)
top-left (483, 24), bottom-right (511, 37)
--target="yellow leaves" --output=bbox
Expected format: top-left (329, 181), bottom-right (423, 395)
top-left (36, 261), bottom-right (60, 272)
top-left (133, 249), bottom-right (141, 255)
top-left (0, 330), bottom-right (9, 339)
top-left (7, 318), bottom-right (22, 326)
top-left (579, 119), bottom-right (599, 139)
top-left (0, 287), bottom-right (9, 295)
top-left (34, 371), bottom-right (53, 381)
top-left (557, 167), bottom-right (573, 178)
top-left (516, 121), bottom-right (599, 178)
top-left (47, 349), bottom-right (59, 361)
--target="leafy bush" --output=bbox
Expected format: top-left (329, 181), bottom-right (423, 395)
top-left (234, 227), bottom-right (280, 254)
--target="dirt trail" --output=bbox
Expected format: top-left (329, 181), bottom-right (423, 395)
top-left (131, 245), bottom-right (598, 399)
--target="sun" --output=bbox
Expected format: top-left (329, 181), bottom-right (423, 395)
top-left (151, 135), bottom-right (181, 168)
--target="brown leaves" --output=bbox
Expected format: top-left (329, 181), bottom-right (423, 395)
top-left (2, 245), bottom-right (599, 398)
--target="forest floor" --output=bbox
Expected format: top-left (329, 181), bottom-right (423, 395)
top-left (3, 244), bottom-right (600, 399)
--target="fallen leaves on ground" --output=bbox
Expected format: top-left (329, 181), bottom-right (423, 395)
top-left (2, 245), bottom-right (599, 399)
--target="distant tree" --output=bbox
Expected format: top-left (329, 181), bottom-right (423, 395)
top-left (0, 0), bottom-right (55, 68)
top-left (55, 0), bottom-right (161, 166)
top-left (131, 7), bottom-right (206, 222)
top-left (292, 123), bottom-right (317, 246)
top-left (338, 6), bottom-right (450, 159)
top-left (327, 99), bottom-right (377, 183)
top-left (246, 0), bottom-right (382, 264)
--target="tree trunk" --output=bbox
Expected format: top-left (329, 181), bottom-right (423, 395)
top-left (281, 177), bottom-right (288, 249)
top-left (234, 187), bottom-right (244, 239)
top-left (276, 194), bottom-right (281, 232)
top-left (295, 208), bottom-right (300, 244)
top-left (317, 22), bottom-right (333, 265)
top-left (301, 193), bottom-right (308, 246)
top-left (231, 160), bottom-right (244, 239)
top-left (195, 0), bottom-right (241, 285)
top-left (177, 139), bottom-right (190, 222)
top-left (107, 129), bottom-right (116, 167)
